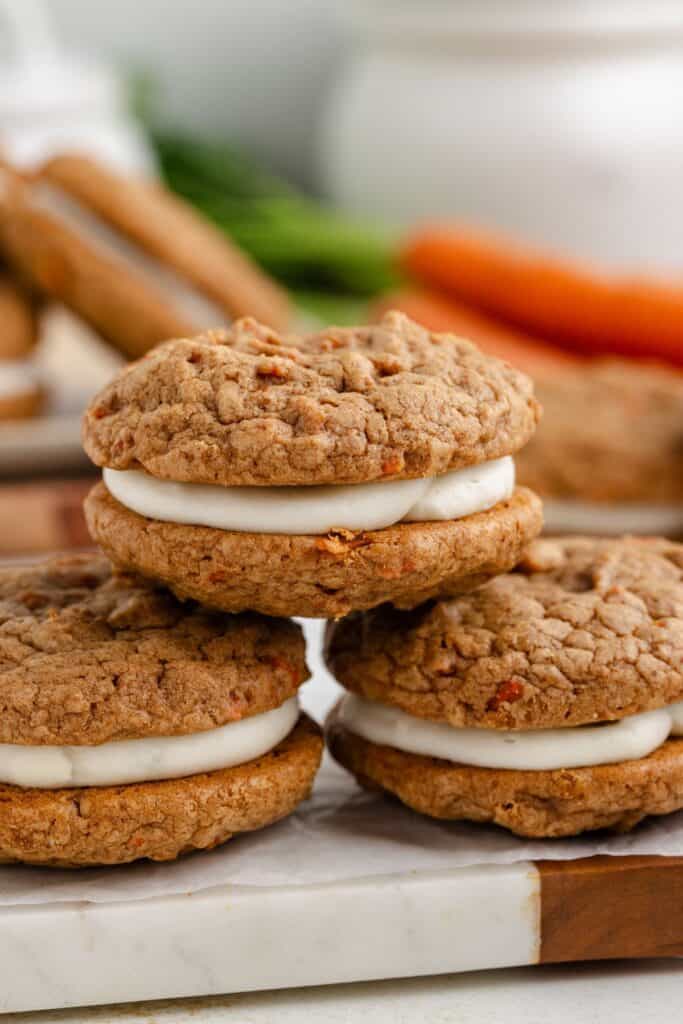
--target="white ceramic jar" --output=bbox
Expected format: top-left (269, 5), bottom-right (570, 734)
top-left (318, 1), bottom-right (683, 272)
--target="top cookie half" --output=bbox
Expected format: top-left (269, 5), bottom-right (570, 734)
top-left (0, 553), bottom-right (308, 746)
top-left (83, 312), bottom-right (540, 488)
top-left (326, 535), bottom-right (683, 730)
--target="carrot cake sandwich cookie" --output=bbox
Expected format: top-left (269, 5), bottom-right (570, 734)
top-left (0, 154), bottom-right (289, 360)
top-left (82, 312), bottom-right (543, 618)
top-left (0, 554), bottom-right (321, 867)
top-left (516, 360), bottom-right (683, 537)
top-left (0, 274), bottom-right (43, 420)
top-left (326, 536), bottom-right (683, 838)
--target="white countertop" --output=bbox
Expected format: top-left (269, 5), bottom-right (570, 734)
top-left (4, 961), bottom-right (681, 1024)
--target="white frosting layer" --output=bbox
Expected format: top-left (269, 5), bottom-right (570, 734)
top-left (32, 183), bottom-right (228, 330)
top-left (337, 693), bottom-right (683, 771)
top-left (0, 697), bottom-right (299, 790)
top-left (543, 498), bottom-right (683, 537)
top-left (0, 360), bottom-right (40, 400)
top-left (103, 456), bottom-right (515, 535)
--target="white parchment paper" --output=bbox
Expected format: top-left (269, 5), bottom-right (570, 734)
top-left (1, 753), bottom-right (683, 906)
top-left (1, 623), bottom-right (682, 906)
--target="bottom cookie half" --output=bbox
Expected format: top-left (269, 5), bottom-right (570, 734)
top-left (0, 715), bottom-right (322, 867)
top-left (84, 482), bottom-right (543, 618)
top-left (327, 718), bottom-right (683, 838)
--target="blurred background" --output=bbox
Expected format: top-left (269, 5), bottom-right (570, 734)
top-left (0, 0), bottom-right (682, 552)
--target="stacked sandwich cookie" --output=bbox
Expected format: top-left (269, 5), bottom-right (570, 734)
top-left (0, 555), bottom-right (321, 866)
top-left (325, 537), bottom-right (683, 838)
top-left (82, 312), bottom-right (542, 618)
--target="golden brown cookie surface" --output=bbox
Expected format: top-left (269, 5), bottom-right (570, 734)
top-left (83, 313), bottom-right (540, 488)
top-left (0, 715), bottom-right (322, 867)
top-left (0, 554), bottom-right (307, 745)
top-left (325, 536), bottom-right (683, 728)
top-left (42, 153), bottom-right (290, 330)
top-left (0, 275), bottom-right (42, 420)
top-left (327, 716), bottom-right (683, 839)
top-left (0, 157), bottom-right (289, 361)
top-left (85, 482), bottom-right (542, 618)
top-left (517, 360), bottom-right (683, 504)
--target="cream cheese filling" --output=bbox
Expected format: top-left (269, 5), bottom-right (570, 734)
top-left (337, 693), bottom-right (683, 771)
top-left (103, 456), bottom-right (515, 535)
top-left (31, 183), bottom-right (228, 330)
top-left (0, 697), bottom-right (299, 790)
top-left (0, 360), bottom-right (41, 400)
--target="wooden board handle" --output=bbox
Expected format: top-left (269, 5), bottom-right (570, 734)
top-left (0, 477), bottom-right (92, 554)
top-left (539, 855), bottom-right (683, 963)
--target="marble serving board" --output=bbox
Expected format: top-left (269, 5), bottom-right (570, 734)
top-left (1, 855), bottom-right (682, 1014)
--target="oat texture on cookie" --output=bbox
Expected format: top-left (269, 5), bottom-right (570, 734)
top-left (325, 535), bottom-right (683, 837)
top-left (0, 553), bottom-right (324, 866)
top-left (0, 554), bottom-right (307, 745)
top-left (83, 312), bottom-right (540, 487)
top-left (326, 536), bottom-right (683, 729)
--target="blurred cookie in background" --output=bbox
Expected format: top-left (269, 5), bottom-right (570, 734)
top-left (516, 361), bottom-right (683, 537)
top-left (0, 274), bottom-right (43, 420)
top-left (0, 153), bottom-right (290, 361)
top-left (381, 225), bottom-right (683, 538)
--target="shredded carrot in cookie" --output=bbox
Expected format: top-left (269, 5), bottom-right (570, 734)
top-left (486, 679), bottom-right (524, 712)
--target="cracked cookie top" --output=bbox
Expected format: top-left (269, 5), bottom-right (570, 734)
top-left (325, 536), bottom-right (683, 730)
top-left (82, 311), bottom-right (540, 487)
top-left (0, 554), bottom-right (306, 745)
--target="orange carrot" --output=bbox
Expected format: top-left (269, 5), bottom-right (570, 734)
top-left (371, 288), bottom-right (578, 376)
top-left (402, 227), bottom-right (683, 366)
